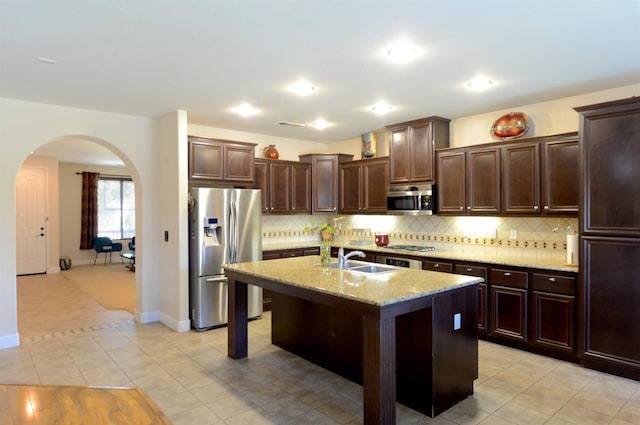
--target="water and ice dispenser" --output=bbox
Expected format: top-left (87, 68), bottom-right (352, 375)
top-left (203, 217), bottom-right (221, 246)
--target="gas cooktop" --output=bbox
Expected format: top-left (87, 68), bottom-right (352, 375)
top-left (381, 244), bottom-right (436, 253)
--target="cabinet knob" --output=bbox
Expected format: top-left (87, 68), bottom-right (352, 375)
top-left (466, 268), bottom-right (472, 272)
top-left (544, 205), bottom-right (549, 210)
top-left (434, 264), bottom-right (440, 268)
top-left (466, 206), bottom-right (471, 210)
top-left (504, 272), bottom-right (511, 276)
top-left (534, 205), bottom-right (539, 210)
top-left (548, 277), bottom-right (556, 282)
top-left (460, 206), bottom-right (464, 211)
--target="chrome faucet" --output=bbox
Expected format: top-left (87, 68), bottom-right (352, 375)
top-left (338, 247), bottom-right (366, 269)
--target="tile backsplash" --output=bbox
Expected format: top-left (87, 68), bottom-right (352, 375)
top-left (262, 214), bottom-right (579, 262)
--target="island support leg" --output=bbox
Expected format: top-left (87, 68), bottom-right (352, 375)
top-left (228, 278), bottom-right (248, 359)
top-left (362, 315), bottom-right (396, 425)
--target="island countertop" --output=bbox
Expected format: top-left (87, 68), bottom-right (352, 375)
top-left (223, 255), bottom-right (483, 307)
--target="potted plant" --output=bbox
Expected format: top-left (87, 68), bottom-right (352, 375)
top-left (304, 220), bottom-right (334, 242)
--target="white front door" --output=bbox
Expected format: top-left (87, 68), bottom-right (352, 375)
top-left (16, 167), bottom-right (47, 275)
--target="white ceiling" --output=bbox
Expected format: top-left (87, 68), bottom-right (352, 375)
top-left (2, 0), bottom-right (639, 165)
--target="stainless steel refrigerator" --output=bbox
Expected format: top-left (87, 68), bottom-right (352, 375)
top-left (189, 187), bottom-right (263, 331)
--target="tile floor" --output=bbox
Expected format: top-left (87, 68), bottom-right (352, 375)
top-left (4, 271), bottom-right (640, 424)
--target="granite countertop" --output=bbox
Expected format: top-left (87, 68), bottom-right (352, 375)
top-left (224, 255), bottom-right (482, 307)
top-left (263, 241), bottom-right (579, 273)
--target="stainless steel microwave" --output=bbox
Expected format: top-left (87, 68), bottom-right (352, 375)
top-left (386, 185), bottom-right (436, 215)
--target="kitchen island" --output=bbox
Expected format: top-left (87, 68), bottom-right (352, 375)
top-left (224, 255), bottom-right (482, 424)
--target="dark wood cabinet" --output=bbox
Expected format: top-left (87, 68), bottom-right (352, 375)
top-left (437, 133), bottom-right (578, 217)
top-left (188, 136), bottom-right (255, 183)
top-left (502, 142), bottom-right (540, 214)
top-left (387, 116), bottom-right (450, 184)
top-left (423, 260), bottom-right (453, 273)
top-left (455, 264), bottom-right (489, 335)
top-left (576, 94), bottom-right (640, 380)
top-left (291, 162), bottom-right (311, 214)
top-left (254, 159), bottom-right (310, 214)
top-left (437, 147), bottom-right (500, 214)
top-left (541, 136), bottom-right (579, 214)
top-left (339, 158), bottom-right (389, 214)
top-left (531, 272), bottom-right (576, 356)
top-left (489, 268), bottom-right (528, 343)
top-left (299, 154), bottom-right (353, 214)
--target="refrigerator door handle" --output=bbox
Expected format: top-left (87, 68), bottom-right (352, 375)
top-left (229, 199), bottom-right (238, 263)
top-left (205, 276), bottom-right (228, 283)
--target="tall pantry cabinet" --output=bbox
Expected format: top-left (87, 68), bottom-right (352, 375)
top-left (575, 97), bottom-right (640, 380)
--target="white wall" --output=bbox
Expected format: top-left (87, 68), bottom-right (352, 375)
top-left (57, 161), bottom-right (132, 265)
top-left (0, 97), bottom-right (165, 349)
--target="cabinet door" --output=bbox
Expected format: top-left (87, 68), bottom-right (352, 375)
top-left (292, 163), bottom-right (311, 214)
top-left (502, 143), bottom-right (540, 214)
top-left (268, 162), bottom-right (291, 214)
top-left (467, 148), bottom-right (500, 214)
top-left (580, 102), bottom-right (640, 236)
top-left (253, 160), bottom-right (269, 213)
top-left (455, 264), bottom-right (489, 334)
top-left (339, 162), bottom-right (363, 213)
top-left (436, 151), bottom-right (466, 214)
top-left (189, 139), bottom-right (223, 180)
top-left (582, 237), bottom-right (640, 377)
top-left (542, 139), bottom-right (579, 214)
top-left (362, 159), bottom-right (389, 213)
top-left (409, 122), bottom-right (434, 182)
top-left (389, 128), bottom-right (410, 183)
top-left (532, 291), bottom-right (575, 353)
top-left (312, 156), bottom-right (339, 213)
top-left (490, 286), bottom-right (527, 342)
top-left (225, 143), bottom-right (255, 182)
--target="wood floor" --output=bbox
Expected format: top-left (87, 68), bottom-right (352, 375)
top-left (0, 383), bottom-right (171, 424)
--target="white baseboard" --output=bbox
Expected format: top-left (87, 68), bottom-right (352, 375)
top-left (0, 333), bottom-right (20, 350)
top-left (160, 312), bottom-right (191, 332)
top-left (136, 310), bottom-right (162, 324)
top-left (47, 266), bottom-right (61, 274)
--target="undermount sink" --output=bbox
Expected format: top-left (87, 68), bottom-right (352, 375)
top-left (327, 260), bottom-right (367, 269)
top-left (349, 264), bottom-right (396, 274)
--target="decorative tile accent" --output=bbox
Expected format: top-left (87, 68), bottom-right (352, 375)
top-left (20, 319), bottom-right (135, 344)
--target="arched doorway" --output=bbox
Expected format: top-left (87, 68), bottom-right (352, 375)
top-left (16, 136), bottom-right (141, 341)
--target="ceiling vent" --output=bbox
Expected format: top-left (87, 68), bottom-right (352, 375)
top-left (274, 121), bottom-right (306, 128)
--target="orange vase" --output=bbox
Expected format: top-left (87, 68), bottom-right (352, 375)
top-left (263, 145), bottom-right (279, 159)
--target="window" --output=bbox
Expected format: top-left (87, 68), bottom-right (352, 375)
top-left (97, 177), bottom-right (135, 240)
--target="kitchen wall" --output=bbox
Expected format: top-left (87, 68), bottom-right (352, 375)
top-left (263, 83), bottom-right (640, 260)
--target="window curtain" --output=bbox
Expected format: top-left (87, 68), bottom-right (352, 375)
top-left (79, 172), bottom-right (99, 249)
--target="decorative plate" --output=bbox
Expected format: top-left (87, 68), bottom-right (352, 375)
top-left (490, 112), bottom-right (530, 140)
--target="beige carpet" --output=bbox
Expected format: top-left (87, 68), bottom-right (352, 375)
top-left (62, 263), bottom-right (135, 313)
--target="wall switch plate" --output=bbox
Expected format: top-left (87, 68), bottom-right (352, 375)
top-left (510, 229), bottom-right (518, 239)
top-left (454, 313), bottom-right (461, 330)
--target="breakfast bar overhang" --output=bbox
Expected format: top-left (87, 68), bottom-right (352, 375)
top-left (225, 256), bottom-right (482, 425)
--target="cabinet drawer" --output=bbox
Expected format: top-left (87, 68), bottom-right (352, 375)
top-left (532, 273), bottom-right (576, 295)
top-left (424, 260), bottom-right (453, 273)
top-left (491, 268), bottom-right (528, 289)
top-left (455, 264), bottom-right (488, 280)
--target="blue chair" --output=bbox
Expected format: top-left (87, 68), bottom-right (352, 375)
top-left (128, 236), bottom-right (135, 251)
top-left (93, 237), bottom-right (123, 265)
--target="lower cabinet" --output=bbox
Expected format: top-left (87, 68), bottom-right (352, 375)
top-left (489, 268), bottom-right (528, 343)
top-left (455, 264), bottom-right (489, 335)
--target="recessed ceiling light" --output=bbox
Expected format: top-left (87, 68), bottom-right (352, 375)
top-left (37, 57), bottom-right (57, 64)
top-left (231, 103), bottom-right (259, 117)
top-left (289, 80), bottom-right (316, 96)
top-left (386, 39), bottom-right (418, 63)
top-left (310, 119), bottom-right (330, 130)
top-left (467, 78), bottom-right (493, 91)
top-left (371, 101), bottom-right (393, 115)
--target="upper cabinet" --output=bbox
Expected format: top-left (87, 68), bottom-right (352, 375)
top-left (436, 133), bottom-right (578, 217)
top-left (339, 157), bottom-right (389, 214)
top-left (387, 116), bottom-right (450, 185)
top-left (437, 147), bottom-right (500, 215)
top-left (299, 154), bottom-right (353, 214)
top-left (254, 159), bottom-right (310, 214)
top-left (188, 136), bottom-right (256, 183)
